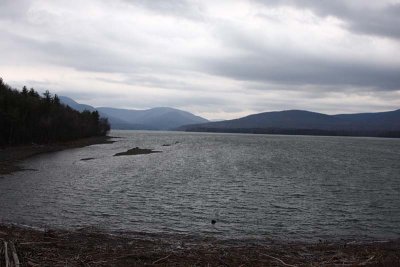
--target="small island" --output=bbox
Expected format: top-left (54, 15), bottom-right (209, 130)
top-left (114, 147), bottom-right (161, 156)
top-left (80, 157), bottom-right (95, 161)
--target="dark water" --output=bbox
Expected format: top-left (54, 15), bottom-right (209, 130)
top-left (1, 131), bottom-right (399, 241)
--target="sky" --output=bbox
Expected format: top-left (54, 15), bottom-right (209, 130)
top-left (1, 0), bottom-right (400, 120)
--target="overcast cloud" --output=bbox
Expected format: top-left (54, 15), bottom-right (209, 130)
top-left (0, 0), bottom-right (399, 119)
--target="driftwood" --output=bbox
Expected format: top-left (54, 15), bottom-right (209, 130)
top-left (19, 241), bottom-right (54, 246)
top-left (260, 253), bottom-right (297, 267)
top-left (360, 255), bottom-right (375, 266)
top-left (4, 241), bottom-right (9, 267)
top-left (27, 260), bottom-right (40, 266)
top-left (0, 241), bottom-right (3, 267)
top-left (10, 242), bottom-right (20, 267)
top-left (152, 254), bottom-right (171, 264)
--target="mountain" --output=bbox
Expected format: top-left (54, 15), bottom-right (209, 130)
top-left (59, 96), bottom-right (96, 112)
top-left (97, 107), bottom-right (208, 130)
top-left (179, 109), bottom-right (400, 138)
top-left (60, 96), bottom-right (137, 129)
top-left (333, 110), bottom-right (400, 131)
top-left (60, 96), bottom-right (208, 130)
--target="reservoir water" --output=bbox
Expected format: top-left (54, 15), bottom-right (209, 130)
top-left (1, 131), bottom-right (399, 241)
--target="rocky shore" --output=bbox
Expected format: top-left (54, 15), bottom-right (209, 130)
top-left (0, 224), bottom-right (399, 266)
top-left (0, 136), bottom-right (114, 176)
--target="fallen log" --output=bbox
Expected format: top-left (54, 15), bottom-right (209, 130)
top-left (4, 241), bottom-right (9, 267)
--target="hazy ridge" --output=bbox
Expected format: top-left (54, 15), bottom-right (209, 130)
top-left (60, 96), bottom-right (208, 130)
top-left (179, 109), bottom-right (400, 137)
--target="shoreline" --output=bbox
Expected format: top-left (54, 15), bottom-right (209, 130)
top-left (0, 224), bottom-right (399, 266)
top-left (0, 136), bottom-right (115, 176)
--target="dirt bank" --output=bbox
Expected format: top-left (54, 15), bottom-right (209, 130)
top-left (0, 224), bottom-right (399, 266)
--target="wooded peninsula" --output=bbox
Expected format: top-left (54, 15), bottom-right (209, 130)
top-left (0, 78), bottom-right (110, 147)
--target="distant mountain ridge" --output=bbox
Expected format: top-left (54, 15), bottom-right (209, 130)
top-left (179, 109), bottom-right (400, 138)
top-left (60, 96), bottom-right (400, 137)
top-left (59, 96), bottom-right (208, 130)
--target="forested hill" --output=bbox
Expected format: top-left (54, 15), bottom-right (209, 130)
top-left (0, 78), bottom-right (110, 146)
top-left (179, 109), bottom-right (400, 138)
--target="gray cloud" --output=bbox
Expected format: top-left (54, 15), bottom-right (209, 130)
top-left (197, 19), bottom-right (400, 91)
top-left (123, 0), bottom-right (204, 20)
top-left (201, 51), bottom-right (400, 90)
top-left (96, 75), bottom-right (194, 92)
top-left (254, 0), bottom-right (400, 39)
top-left (0, 0), bottom-right (32, 20)
top-left (0, 29), bottom-right (190, 75)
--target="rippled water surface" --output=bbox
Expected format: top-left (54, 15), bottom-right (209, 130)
top-left (1, 131), bottom-right (399, 241)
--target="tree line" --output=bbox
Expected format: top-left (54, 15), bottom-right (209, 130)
top-left (0, 78), bottom-right (110, 146)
